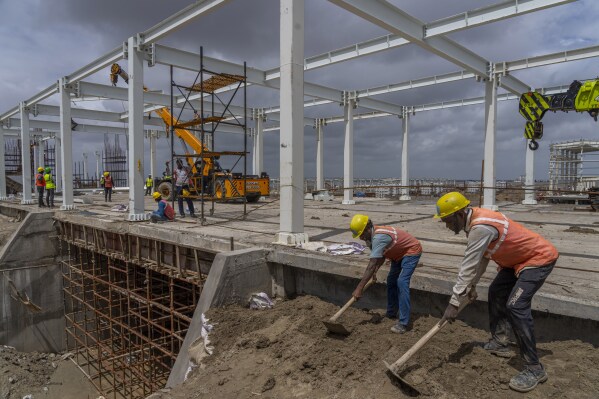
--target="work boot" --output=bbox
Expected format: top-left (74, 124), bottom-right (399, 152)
top-left (483, 339), bottom-right (514, 358)
top-left (190, 213), bottom-right (198, 219)
top-left (390, 322), bottom-right (407, 334)
top-left (179, 214), bottom-right (185, 219)
top-left (509, 365), bottom-right (548, 393)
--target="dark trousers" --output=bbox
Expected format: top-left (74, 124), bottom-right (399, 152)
top-left (488, 262), bottom-right (555, 365)
top-left (386, 254), bottom-right (421, 326)
top-left (145, 186), bottom-right (152, 195)
top-left (45, 188), bottom-right (55, 207)
top-left (176, 185), bottom-right (195, 216)
top-left (37, 186), bottom-right (45, 207)
top-left (104, 187), bottom-right (112, 202)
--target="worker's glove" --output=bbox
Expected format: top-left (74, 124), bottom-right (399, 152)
top-left (440, 303), bottom-right (459, 325)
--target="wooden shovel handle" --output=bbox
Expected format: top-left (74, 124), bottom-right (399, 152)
top-left (329, 278), bottom-right (376, 322)
top-left (388, 300), bottom-right (471, 373)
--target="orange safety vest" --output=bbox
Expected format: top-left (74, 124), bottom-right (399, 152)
top-left (104, 176), bottom-right (113, 188)
top-left (469, 208), bottom-right (558, 275)
top-left (35, 173), bottom-right (45, 187)
top-left (374, 225), bottom-right (422, 261)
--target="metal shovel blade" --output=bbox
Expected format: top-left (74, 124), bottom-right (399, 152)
top-left (383, 360), bottom-right (420, 395)
top-left (322, 320), bottom-right (351, 336)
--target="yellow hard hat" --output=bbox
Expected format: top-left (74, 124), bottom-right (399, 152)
top-left (434, 192), bottom-right (470, 219)
top-left (152, 191), bottom-right (162, 200)
top-left (182, 189), bottom-right (191, 198)
top-left (37, 167), bottom-right (44, 172)
top-left (350, 214), bottom-right (369, 238)
top-left (103, 171), bottom-right (109, 176)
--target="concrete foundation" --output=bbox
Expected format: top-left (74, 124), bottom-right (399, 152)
top-left (0, 206), bottom-right (63, 352)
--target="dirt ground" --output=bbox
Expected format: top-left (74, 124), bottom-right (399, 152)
top-left (0, 346), bottom-right (100, 399)
top-left (156, 296), bottom-right (598, 399)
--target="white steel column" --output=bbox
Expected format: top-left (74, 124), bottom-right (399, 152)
top-left (82, 152), bottom-right (88, 181)
top-left (59, 79), bottom-right (74, 209)
top-left (252, 110), bottom-right (264, 175)
top-left (0, 130), bottom-right (7, 200)
top-left (400, 110), bottom-right (411, 200)
top-left (522, 141), bottom-right (537, 205)
top-left (342, 94), bottom-right (355, 205)
top-left (275, 0), bottom-right (307, 245)
top-left (55, 137), bottom-right (62, 192)
top-left (316, 119), bottom-right (324, 190)
top-left (95, 151), bottom-right (101, 188)
top-left (128, 36), bottom-right (148, 220)
top-left (149, 132), bottom-right (157, 185)
top-left (19, 102), bottom-right (34, 204)
top-left (482, 78), bottom-right (498, 210)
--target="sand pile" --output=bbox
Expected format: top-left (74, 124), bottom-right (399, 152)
top-left (159, 296), bottom-right (599, 399)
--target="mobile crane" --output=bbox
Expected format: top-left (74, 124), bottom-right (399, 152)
top-left (519, 79), bottom-right (599, 150)
top-left (110, 63), bottom-right (269, 202)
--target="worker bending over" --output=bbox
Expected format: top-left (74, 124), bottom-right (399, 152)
top-left (150, 192), bottom-right (175, 223)
top-left (350, 214), bottom-right (422, 334)
top-left (35, 167), bottom-right (46, 208)
top-left (435, 192), bottom-right (558, 393)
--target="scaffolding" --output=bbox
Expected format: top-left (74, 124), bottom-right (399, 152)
top-left (103, 134), bottom-right (128, 187)
top-left (549, 140), bottom-right (599, 193)
top-left (169, 47), bottom-right (249, 223)
top-left (58, 221), bottom-right (211, 399)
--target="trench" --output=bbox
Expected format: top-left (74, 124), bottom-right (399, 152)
top-left (1, 204), bottom-right (598, 398)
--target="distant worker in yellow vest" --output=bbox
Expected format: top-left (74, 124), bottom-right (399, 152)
top-left (435, 192), bottom-right (558, 393)
top-left (43, 167), bottom-right (56, 207)
top-left (145, 175), bottom-right (153, 196)
top-left (35, 167), bottom-right (46, 208)
top-left (350, 214), bottom-right (422, 334)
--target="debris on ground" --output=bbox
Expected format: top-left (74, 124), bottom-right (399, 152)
top-left (159, 296), bottom-right (599, 399)
top-left (0, 346), bottom-right (98, 399)
top-left (327, 242), bottom-right (367, 255)
top-left (564, 225), bottom-right (599, 234)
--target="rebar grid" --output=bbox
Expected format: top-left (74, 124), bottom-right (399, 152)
top-left (60, 232), bottom-right (203, 399)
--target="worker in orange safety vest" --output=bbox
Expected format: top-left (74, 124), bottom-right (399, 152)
top-left (435, 192), bottom-right (558, 393)
top-left (35, 166), bottom-right (46, 208)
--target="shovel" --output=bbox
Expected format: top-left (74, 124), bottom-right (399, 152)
top-left (384, 295), bottom-right (475, 392)
top-left (323, 278), bottom-right (376, 335)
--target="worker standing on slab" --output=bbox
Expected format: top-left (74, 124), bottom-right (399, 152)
top-left (150, 192), bottom-right (175, 223)
top-left (43, 167), bottom-right (55, 208)
top-left (435, 192), bottom-right (558, 393)
top-left (350, 214), bottom-right (422, 334)
top-left (102, 171), bottom-right (113, 202)
top-left (173, 159), bottom-right (196, 218)
top-left (145, 174), bottom-right (153, 196)
top-left (35, 167), bottom-right (46, 208)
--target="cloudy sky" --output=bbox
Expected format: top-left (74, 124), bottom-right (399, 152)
top-left (1, 0), bottom-right (599, 181)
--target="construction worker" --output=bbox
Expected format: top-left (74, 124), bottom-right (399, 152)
top-left (435, 192), bottom-right (558, 393)
top-left (173, 159), bottom-right (196, 218)
top-left (350, 214), bottom-right (422, 334)
top-left (102, 171), bottom-right (113, 202)
top-left (150, 192), bottom-right (175, 223)
top-left (43, 167), bottom-right (55, 207)
top-left (35, 167), bottom-right (46, 207)
top-left (145, 175), bottom-right (153, 196)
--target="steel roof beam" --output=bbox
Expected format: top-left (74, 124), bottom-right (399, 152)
top-left (328, 0), bottom-right (531, 95)
top-left (153, 44), bottom-right (404, 115)
top-left (262, 0), bottom-right (575, 77)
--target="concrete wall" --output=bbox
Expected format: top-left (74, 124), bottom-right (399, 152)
top-left (0, 209), bottom-right (64, 352)
top-left (167, 248), bottom-right (270, 388)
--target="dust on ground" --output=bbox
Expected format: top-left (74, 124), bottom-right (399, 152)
top-left (158, 296), bottom-right (598, 399)
top-left (564, 225), bottom-right (599, 234)
top-left (0, 346), bottom-right (100, 399)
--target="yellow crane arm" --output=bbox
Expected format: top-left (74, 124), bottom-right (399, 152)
top-left (110, 63), bottom-right (212, 176)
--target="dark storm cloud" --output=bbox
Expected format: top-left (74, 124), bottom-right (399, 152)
top-left (1, 0), bottom-right (599, 181)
